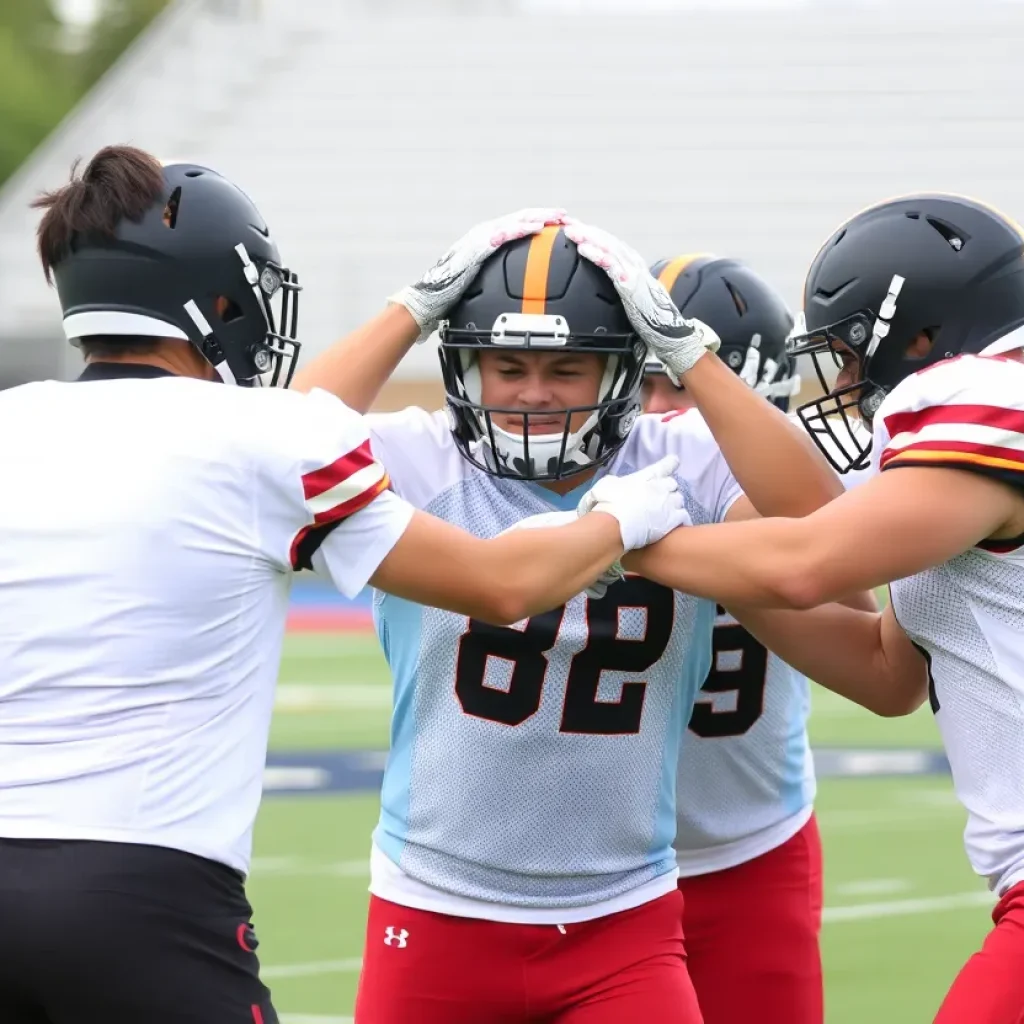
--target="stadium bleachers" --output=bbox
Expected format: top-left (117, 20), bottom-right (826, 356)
top-left (3, 0), bottom-right (1024, 394)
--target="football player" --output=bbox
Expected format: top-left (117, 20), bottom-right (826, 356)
top-left (615, 194), bottom-right (1024, 1024)
top-left (0, 149), bottom-right (685, 1024)
top-left (295, 220), bottom-right (875, 1023)
top-left (641, 255), bottom-right (874, 1024)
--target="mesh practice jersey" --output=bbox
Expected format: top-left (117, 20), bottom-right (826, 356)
top-left (367, 409), bottom-right (742, 921)
top-left (675, 419), bottom-right (874, 876)
top-left (877, 351), bottom-right (1024, 895)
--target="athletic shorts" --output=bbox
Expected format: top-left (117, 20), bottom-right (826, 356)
top-left (0, 837), bottom-right (277, 1024)
top-left (934, 879), bottom-right (1024, 1024)
top-left (355, 888), bottom-right (702, 1023)
top-left (678, 814), bottom-right (824, 1024)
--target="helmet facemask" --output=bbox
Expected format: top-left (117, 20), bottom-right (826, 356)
top-left (647, 336), bottom-right (801, 412)
top-left (731, 334), bottom-right (802, 411)
top-left (440, 312), bottom-right (646, 482)
top-left (788, 276), bottom-right (904, 474)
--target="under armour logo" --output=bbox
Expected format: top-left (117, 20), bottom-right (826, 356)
top-left (384, 927), bottom-right (409, 948)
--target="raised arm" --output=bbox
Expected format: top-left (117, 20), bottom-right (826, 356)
top-left (291, 209), bottom-right (567, 412)
top-left (561, 219), bottom-right (842, 518)
top-left (679, 353), bottom-right (843, 517)
top-left (291, 305), bottom-right (419, 413)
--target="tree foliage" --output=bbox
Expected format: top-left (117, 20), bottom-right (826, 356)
top-left (0, 0), bottom-right (169, 186)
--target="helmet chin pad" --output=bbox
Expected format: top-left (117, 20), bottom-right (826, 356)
top-left (473, 416), bottom-right (600, 480)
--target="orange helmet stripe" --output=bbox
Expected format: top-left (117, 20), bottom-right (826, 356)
top-left (521, 225), bottom-right (561, 315)
top-left (657, 253), bottom-right (713, 294)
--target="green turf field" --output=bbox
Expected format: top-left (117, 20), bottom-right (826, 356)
top-left (255, 631), bottom-right (984, 1024)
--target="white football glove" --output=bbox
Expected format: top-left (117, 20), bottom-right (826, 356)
top-left (577, 455), bottom-right (694, 550)
top-left (498, 510), bottom-right (622, 600)
top-left (389, 208), bottom-right (569, 339)
top-left (561, 218), bottom-right (720, 383)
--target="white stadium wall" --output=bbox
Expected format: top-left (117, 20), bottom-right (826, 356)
top-left (2, 0), bottom-right (1024, 405)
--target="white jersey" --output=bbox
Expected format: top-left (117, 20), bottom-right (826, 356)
top-left (0, 365), bottom-right (411, 875)
top-left (876, 351), bottom-right (1024, 895)
top-left (674, 412), bottom-right (875, 875)
top-left (367, 409), bottom-right (743, 923)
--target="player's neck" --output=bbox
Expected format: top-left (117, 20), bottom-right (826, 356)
top-left (538, 466), bottom-right (598, 497)
top-left (85, 343), bottom-right (216, 382)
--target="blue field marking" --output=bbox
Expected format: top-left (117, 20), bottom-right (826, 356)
top-left (264, 750), bottom-right (389, 795)
top-left (262, 747), bottom-right (952, 797)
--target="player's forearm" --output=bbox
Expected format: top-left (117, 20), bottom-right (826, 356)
top-left (735, 604), bottom-right (929, 717)
top-left (476, 513), bottom-right (625, 623)
top-left (680, 353), bottom-right (844, 515)
top-left (290, 305), bottom-right (419, 413)
top-left (623, 516), bottom-right (830, 609)
top-left (370, 508), bottom-right (626, 626)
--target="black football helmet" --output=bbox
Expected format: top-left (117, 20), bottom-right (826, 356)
top-left (438, 226), bottom-right (647, 481)
top-left (646, 254), bottom-right (799, 410)
top-left (52, 161), bottom-right (300, 387)
top-left (789, 193), bottom-right (1024, 472)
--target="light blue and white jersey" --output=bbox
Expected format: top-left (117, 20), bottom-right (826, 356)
top-left (675, 420), bottom-right (876, 876)
top-left (365, 408), bottom-right (742, 922)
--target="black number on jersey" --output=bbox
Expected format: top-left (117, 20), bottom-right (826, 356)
top-left (454, 607), bottom-right (565, 727)
top-left (688, 607), bottom-right (768, 739)
top-left (454, 577), bottom-right (676, 735)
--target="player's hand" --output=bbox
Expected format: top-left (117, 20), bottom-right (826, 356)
top-left (561, 218), bottom-right (720, 382)
top-left (389, 208), bottom-right (569, 339)
top-left (577, 455), bottom-right (694, 550)
top-left (497, 510), bottom-right (622, 599)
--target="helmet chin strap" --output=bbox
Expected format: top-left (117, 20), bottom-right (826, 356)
top-left (182, 299), bottom-right (244, 386)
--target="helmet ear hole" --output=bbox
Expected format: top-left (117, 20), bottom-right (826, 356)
top-left (904, 329), bottom-right (938, 361)
top-left (926, 217), bottom-right (968, 251)
top-left (162, 187), bottom-right (181, 229)
top-left (215, 296), bottom-right (244, 324)
top-left (723, 279), bottom-right (747, 316)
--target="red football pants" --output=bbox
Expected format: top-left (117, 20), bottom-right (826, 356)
top-left (354, 888), bottom-right (703, 1023)
top-left (934, 881), bottom-right (1024, 1023)
top-left (677, 814), bottom-right (824, 1024)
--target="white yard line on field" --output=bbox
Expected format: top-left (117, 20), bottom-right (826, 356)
top-left (824, 890), bottom-right (995, 923)
top-left (263, 958), bottom-right (362, 980)
top-left (817, 806), bottom-right (961, 830)
top-left (249, 856), bottom-right (369, 878)
top-left (835, 878), bottom-right (910, 898)
top-left (275, 683), bottom-right (391, 711)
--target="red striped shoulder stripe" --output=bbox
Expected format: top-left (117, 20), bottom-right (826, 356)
top-left (301, 439), bottom-right (377, 502)
top-left (880, 439), bottom-right (1024, 473)
top-left (883, 403), bottom-right (1024, 440)
top-left (288, 472), bottom-right (390, 569)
